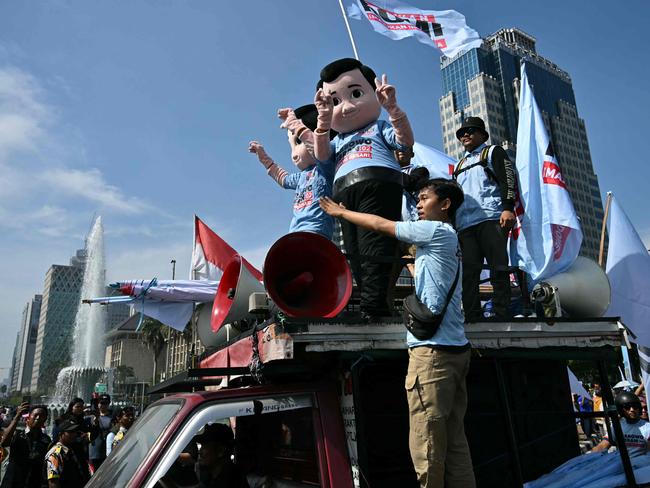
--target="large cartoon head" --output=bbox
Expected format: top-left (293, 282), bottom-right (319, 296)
top-left (318, 58), bottom-right (380, 134)
top-left (289, 104), bottom-right (318, 170)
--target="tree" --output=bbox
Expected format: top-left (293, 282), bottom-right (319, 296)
top-left (141, 317), bottom-right (167, 385)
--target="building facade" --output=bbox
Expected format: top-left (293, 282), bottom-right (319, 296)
top-left (30, 256), bottom-right (84, 394)
top-left (10, 295), bottom-right (43, 393)
top-left (439, 27), bottom-right (604, 259)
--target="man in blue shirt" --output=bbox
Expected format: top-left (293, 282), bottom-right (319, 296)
top-left (453, 117), bottom-right (516, 321)
top-left (320, 178), bottom-right (475, 488)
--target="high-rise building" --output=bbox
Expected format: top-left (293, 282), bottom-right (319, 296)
top-left (9, 332), bottom-right (21, 392)
top-left (10, 295), bottom-right (42, 393)
top-left (438, 27), bottom-right (604, 259)
top-left (105, 286), bottom-right (132, 332)
top-left (30, 253), bottom-right (84, 394)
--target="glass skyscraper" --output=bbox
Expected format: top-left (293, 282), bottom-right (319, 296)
top-left (439, 28), bottom-right (604, 259)
top-left (30, 255), bottom-right (84, 394)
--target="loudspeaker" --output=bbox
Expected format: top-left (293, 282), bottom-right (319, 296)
top-left (196, 302), bottom-right (232, 348)
top-left (532, 256), bottom-right (611, 318)
top-left (210, 255), bottom-right (264, 332)
top-left (263, 232), bottom-right (353, 318)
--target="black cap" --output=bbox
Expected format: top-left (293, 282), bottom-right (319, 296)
top-left (194, 423), bottom-right (234, 448)
top-left (456, 116), bottom-right (489, 141)
top-left (58, 418), bottom-right (84, 433)
top-left (293, 104), bottom-right (337, 140)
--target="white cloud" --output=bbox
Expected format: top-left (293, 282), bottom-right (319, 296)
top-left (108, 241), bottom-right (190, 283)
top-left (40, 167), bottom-right (151, 214)
top-left (0, 66), bottom-right (49, 157)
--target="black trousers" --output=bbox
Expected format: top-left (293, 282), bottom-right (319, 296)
top-left (458, 220), bottom-right (511, 321)
top-left (337, 179), bottom-right (402, 315)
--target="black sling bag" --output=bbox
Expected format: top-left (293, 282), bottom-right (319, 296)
top-left (402, 260), bottom-right (460, 341)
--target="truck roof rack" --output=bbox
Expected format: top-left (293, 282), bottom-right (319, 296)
top-left (148, 367), bottom-right (250, 395)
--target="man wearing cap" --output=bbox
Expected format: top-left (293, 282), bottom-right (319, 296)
top-left (453, 117), bottom-right (516, 322)
top-left (89, 393), bottom-right (112, 471)
top-left (45, 419), bottom-right (90, 488)
top-left (194, 423), bottom-right (248, 488)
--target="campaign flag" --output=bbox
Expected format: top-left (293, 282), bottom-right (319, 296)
top-left (509, 62), bottom-right (583, 284)
top-left (190, 215), bottom-right (263, 282)
top-left (606, 195), bottom-right (650, 348)
top-left (411, 141), bottom-right (456, 178)
top-left (347, 0), bottom-right (482, 58)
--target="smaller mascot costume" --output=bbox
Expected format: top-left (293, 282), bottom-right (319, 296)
top-left (313, 58), bottom-right (414, 319)
top-left (249, 104), bottom-right (335, 239)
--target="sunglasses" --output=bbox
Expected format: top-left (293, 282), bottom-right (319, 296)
top-left (457, 127), bottom-right (478, 138)
top-left (622, 403), bottom-right (641, 410)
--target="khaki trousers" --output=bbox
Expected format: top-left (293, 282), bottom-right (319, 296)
top-left (405, 347), bottom-right (476, 488)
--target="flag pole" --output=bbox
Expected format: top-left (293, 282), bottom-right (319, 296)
top-left (338, 0), bottom-right (360, 60)
top-left (598, 192), bottom-right (613, 268)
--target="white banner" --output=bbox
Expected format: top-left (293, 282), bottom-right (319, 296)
top-left (348, 0), bottom-right (483, 58)
top-left (509, 62), bottom-right (583, 284)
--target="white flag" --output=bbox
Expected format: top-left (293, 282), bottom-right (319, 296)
top-left (509, 62), bottom-right (583, 284)
top-left (348, 0), bottom-right (482, 58)
top-left (606, 195), bottom-right (650, 347)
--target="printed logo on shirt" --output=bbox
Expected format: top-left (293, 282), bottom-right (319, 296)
top-left (336, 137), bottom-right (374, 171)
top-left (294, 171), bottom-right (314, 211)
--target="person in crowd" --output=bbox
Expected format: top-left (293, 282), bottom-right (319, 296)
top-left (321, 178), bottom-right (475, 488)
top-left (88, 394), bottom-right (112, 471)
top-left (576, 394), bottom-right (594, 438)
top-left (591, 391), bottom-right (650, 457)
top-left (44, 418), bottom-right (90, 488)
top-left (51, 397), bottom-right (96, 473)
top-left (194, 423), bottom-right (248, 488)
top-left (0, 403), bottom-right (50, 488)
top-left (106, 406), bottom-right (135, 456)
top-left (592, 383), bottom-right (606, 437)
top-left (313, 58), bottom-right (414, 320)
top-left (452, 117), bottom-right (516, 322)
top-left (249, 104), bottom-right (336, 239)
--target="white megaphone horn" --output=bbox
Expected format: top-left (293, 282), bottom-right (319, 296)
top-left (531, 256), bottom-right (611, 318)
top-left (197, 255), bottom-right (264, 348)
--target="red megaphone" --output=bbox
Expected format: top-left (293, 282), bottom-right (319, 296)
top-left (263, 232), bottom-right (352, 318)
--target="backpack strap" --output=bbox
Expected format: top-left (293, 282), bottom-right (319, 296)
top-left (453, 145), bottom-right (497, 182)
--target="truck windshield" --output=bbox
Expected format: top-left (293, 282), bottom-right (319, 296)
top-left (88, 401), bottom-right (182, 487)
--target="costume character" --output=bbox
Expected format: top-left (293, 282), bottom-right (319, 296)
top-left (313, 58), bottom-right (414, 319)
top-left (249, 104), bottom-right (335, 239)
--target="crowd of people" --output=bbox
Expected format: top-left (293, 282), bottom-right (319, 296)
top-left (0, 394), bottom-right (135, 488)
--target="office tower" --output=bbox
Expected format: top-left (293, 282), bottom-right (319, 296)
top-left (439, 28), bottom-right (604, 259)
top-left (30, 253), bottom-right (84, 394)
top-left (10, 295), bottom-right (43, 393)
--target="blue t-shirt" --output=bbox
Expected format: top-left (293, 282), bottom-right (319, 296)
top-left (395, 220), bottom-right (468, 348)
top-left (283, 162), bottom-right (334, 238)
top-left (327, 119), bottom-right (406, 181)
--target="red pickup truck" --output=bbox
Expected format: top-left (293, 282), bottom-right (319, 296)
top-left (86, 318), bottom-right (625, 488)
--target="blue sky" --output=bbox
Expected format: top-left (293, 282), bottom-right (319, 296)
top-left (0, 1), bottom-right (648, 363)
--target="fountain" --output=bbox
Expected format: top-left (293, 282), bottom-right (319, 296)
top-left (54, 216), bottom-right (110, 402)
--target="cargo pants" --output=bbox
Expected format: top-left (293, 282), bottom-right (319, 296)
top-left (405, 346), bottom-right (475, 488)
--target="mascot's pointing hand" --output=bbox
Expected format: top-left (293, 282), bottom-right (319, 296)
top-left (278, 108), bottom-right (301, 134)
top-left (314, 88), bottom-right (333, 132)
top-left (375, 74), bottom-right (398, 113)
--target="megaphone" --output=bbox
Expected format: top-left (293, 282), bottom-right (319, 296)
top-left (206, 255), bottom-right (264, 336)
top-left (263, 232), bottom-right (353, 318)
top-left (531, 256), bottom-right (611, 318)
top-left (197, 302), bottom-right (243, 348)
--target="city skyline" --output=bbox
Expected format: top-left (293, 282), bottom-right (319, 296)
top-left (1, 1), bottom-right (648, 362)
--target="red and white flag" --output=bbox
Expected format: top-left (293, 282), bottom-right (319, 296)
top-left (190, 215), bottom-right (263, 281)
top-left (509, 63), bottom-right (583, 284)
